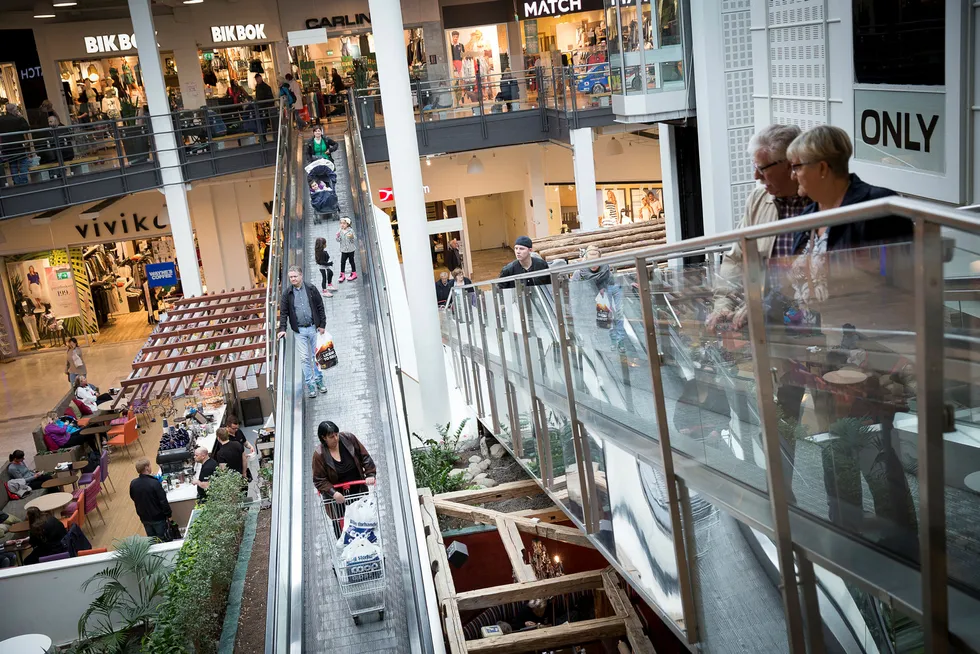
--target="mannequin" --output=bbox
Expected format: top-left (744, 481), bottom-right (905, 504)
top-left (102, 87), bottom-right (122, 121)
top-left (16, 297), bottom-right (40, 349)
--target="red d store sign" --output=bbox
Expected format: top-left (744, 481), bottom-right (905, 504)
top-left (378, 188), bottom-right (394, 202)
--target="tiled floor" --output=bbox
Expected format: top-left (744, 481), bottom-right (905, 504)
top-left (299, 142), bottom-right (412, 652)
top-left (0, 340), bottom-right (143, 467)
top-left (469, 247), bottom-right (515, 282)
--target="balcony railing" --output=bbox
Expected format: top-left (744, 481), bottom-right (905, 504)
top-left (442, 196), bottom-right (980, 652)
top-left (0, 99), bottom-right (279, 220)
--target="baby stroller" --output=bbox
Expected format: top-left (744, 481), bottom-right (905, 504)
top-left (305, 158), bottom-right (339, 225)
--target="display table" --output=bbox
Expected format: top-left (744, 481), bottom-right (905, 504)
top-left (0, 633), bottom-right (52, 653)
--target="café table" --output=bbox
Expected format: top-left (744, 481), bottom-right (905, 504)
top-left (0, 633), bottom-right (53, 653)
top-left (25, 492), bottom-right (72, 515)
top-left (2, 538), bottom-right (31, 566)
top-left (8, 521), bottom-right (29, 534)
top-left (85, 413), bottom-right (122, 425)
top-left (42, 474), bottom-right (79, 491)
top-left (80, 424), bottom-right (112, 452)
top-left (97, 400), bottom-right (125, 412)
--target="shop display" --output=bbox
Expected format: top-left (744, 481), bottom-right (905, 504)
top-left (201, 44), bottom-right (276, 103)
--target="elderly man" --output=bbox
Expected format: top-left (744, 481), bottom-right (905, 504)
top-left (277, 265), bottom-right (328, 399)
top-left (705, 124), bottom-right (809, 501)
top-left (130, 458), bottom-right (173, 541)
top-left (707, 124), bottom-right (808, 330)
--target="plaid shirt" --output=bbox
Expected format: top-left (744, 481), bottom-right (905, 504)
top-left (770, 195), bottom-right (811, 257)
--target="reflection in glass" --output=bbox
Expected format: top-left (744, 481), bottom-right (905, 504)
top-left (659, 0), bottom-right (681, 46)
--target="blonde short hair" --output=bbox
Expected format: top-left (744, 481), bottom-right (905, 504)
top-left (134, 458), bottom-right (151, 474)
top-left (786, 125), bottom-right (853, 178)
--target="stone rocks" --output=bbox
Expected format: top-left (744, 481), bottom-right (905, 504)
top-left (468, 455), bottom-right (483, 464)
top-left (480, 437), bottom-right (490, 459)
top-left (489, 444), bottom-right (505, 459)
top-left (477, 478), bottom-right (497, 488)
top-left (478, 459), bottom-right (491, 471)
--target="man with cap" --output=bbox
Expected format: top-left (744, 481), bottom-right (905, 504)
top-left (499, 236), bottom-right (549, 288)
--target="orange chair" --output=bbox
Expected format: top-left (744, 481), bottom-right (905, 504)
top-left (61, 487), bottom-right (84, 530)
top-left (77, 548), bottom-right (108, 556)
top-left (106, 418), bottom-right (143, 459)
top-left (106, 410), bottom-right (135, 436)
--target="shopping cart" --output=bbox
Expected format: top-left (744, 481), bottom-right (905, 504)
top-left (322, 480), bottom-right (386, 625)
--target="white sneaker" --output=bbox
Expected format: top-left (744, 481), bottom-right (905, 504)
top-left (322, 289), bottom-right (333, 297)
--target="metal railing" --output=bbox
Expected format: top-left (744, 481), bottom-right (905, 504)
top-left (0, 99), bottom-right (279, 219)
top-left (443, 196), bottom-right (980, 653)
top-left (264, 100), bottom-right (288, 382)
top-left (343, 88), bottom-right (443, 653)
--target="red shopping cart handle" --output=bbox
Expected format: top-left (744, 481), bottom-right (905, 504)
top-left (333, 479), bottom-right (377, 490)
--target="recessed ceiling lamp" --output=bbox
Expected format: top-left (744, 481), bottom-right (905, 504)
top-left (606, 137), bottom-right (624, 156)
top-left (183, 0), bottom-right (204, 4)
top-left (466, 155), bottom-right (484, 175)
top-left (52, 1), bottom-right (78, 7)
top-left (33, 2), bottom-right (56, 18)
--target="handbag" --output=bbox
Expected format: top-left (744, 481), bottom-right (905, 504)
top-left (595, 290), bottom-right (611, 329)
top-left (167, 519), bottom-right (182, 541)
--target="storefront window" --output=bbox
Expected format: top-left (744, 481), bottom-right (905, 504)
top-left (59, 52), bottom-right (182, 123)
top-left (200, 44), bottom-right (277, 104)
top-left (853, 0), bottom-right (944, 86)
top-left (604, 0), bottom-right (685, 95)
top-left (0, 63), bottom-right (25, 111)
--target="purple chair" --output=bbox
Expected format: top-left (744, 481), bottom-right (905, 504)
top-left (79, 450), bottom-right (113, 499)
top-left (39, 552), bottom-right (70, 563)
top-left (84, 472), bottom-right (105, 525)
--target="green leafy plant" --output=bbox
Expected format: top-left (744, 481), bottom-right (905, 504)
top-left (72, 536), bottom-right (172, 654)
top-left (411, 419), bottom-right (472, 494)
top-left (142, 469), bottom-right (247, 654)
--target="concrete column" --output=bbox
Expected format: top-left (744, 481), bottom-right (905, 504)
top-left (457, 198), bottom-right (474, 277)
top-left (190, 185), bottom-right (251, 292)
top-left (506, 23), bottom-right (528, 101)
top-left (569, 127), bottom-right (599, 231)
top-left (128, 0), bottom-right (202, 296)
top-left (367, 0), bottom-right (450, 434)
top-left (172, 43), bottom-right (207, 110)
top-left (524, 146), bottom-right (548, 238)
top-left (658, 123), bottom-right (684, 269)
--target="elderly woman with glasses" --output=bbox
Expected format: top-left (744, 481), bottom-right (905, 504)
top-left (787, 124), bottom-right (911, 254)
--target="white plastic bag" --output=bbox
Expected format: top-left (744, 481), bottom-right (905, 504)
top-left (337, 494), bottom-right (378, 545)
top-left (314, 331), bottom-right (338, 370)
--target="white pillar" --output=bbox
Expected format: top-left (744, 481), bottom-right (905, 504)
top-left (506, 23), bottom-right (528, 102)
top-left (524, 146), bottom-right (548, 238)
top-left (658, 123), bottom-right (684, 270)
top-left (367, 0), bottom-right (451, 434)
top-left (128, 0), bottom-right (203, 296)
top-left (569, 127), bottom-right (599, 231)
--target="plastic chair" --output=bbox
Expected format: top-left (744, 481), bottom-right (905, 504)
top-left (77, 548), bottom-right (107, 556)
top-left (78, 449), bottom-right (112, 497)
top-left (85, 472), bottom-right (105, 525)
top-left (39, 552), bottom-right (70, 563)
top-left (106, 418), bottom-right (143, 459)
top-left (79, 464), bottom-right (108, 504)
top-left (61, 502), bottom-right (80, 531)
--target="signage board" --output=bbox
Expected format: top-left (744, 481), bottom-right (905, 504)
top-left (146, 262), bottom-right (178, 288)
top-left (853, 89), bottom-right (945, 174)
top-left (378, 188), bottom-right (394, 202)
top-left (211, 24), bottom-right (267, 43)
top-left (305, 14), bottom-right (372, 30)
top-left (518, 0), bottom-right (604, 20)
top-left (45, 265), bottom-right (80, 318)
top-left (84, 34), bottom-right (138, 54)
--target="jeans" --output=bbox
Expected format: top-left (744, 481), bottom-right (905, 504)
top-left (68, 373), bottom-right (78, 386)
top-left (296, 325), bottom-right (324, 389)
top-left (10, 157), bottom-right (29, 186)
top-left (143, 519), bottom-right (172, 542)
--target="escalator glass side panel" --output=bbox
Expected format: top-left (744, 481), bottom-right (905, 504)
top-left (754, 241), bottom-right (922, 569)
top-left (941, 229), bottom-right (980, 598)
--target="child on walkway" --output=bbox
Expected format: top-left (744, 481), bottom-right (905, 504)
top-left (336, 217), bottom-right (358, 282)
top-left (314, 237), bottom-right (335, 297)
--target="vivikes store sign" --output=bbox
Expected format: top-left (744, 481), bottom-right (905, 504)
top-left (83, 23), bottom-right (268, 53)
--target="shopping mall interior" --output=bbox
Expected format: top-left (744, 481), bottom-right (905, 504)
top-left (0, 0), bottom-right (976, 652)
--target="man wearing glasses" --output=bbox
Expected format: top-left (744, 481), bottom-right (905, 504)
top-left (707, 124), bottom-right (807, 330)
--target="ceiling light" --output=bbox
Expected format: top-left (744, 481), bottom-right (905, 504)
top-left (606, 137), bottom-right (624, 156)
top-left (466, 155), bottom-right (484, 175)
top-left (426, 159), bottom-right (431, 166)
top-left (183, 0), bottom-right (204, 4)
top-left (52, 1), bottom-right (77, 6)
top-left (88, 73), bottom-right (99, 82)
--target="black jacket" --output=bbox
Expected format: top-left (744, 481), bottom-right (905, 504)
top-left (0, 113), bottom-right (31, 159)
top-left (305, 136), bottom-right (338, 162)
top-left (130, 473), bottom-right (172, 523)
top-left (279, 281), bottom-right (326, 333)
top-left (315, 247), bottom-right (332, 268)
top-left (254, 81), bottom-right (274, 102)
top-left (499, 256), bottom-right (550, 288)
top-left (792, 174), bottom-right (912, 253)
top-left (435, 280), bottom-right (454, 306)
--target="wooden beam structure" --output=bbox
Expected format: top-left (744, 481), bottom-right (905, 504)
top-left (420, 490), bottom-right (468, 654)
top-left (602, 567), bottom-right (657, 654)
top-left (455, 569), bottom-right (605, 611)
top-left (508, 506), bottom-right (568, 523)
top-left (436, 479), bottom-right (543, 505)
top-left (465, 616), bottom-right (627, 654)
top-left (433, 499), bottom-right (593, 548)
top-left (495, 517), bottom-right (536, 583)
top-left (115, 286), bottom-right (267, 405)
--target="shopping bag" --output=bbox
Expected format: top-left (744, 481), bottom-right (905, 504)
top-left (596, 290), bottom-right (611, 329)
top-left (338, 494), bottom-right (378, 545)
top-left (314, 330), bottom-right (338, 370)
top-left (341, 536), bottom-right (382, 583)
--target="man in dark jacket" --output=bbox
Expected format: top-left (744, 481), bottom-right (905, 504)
top-left (0, 104), bottom-right (32, 185)
top-left (499, 235), bottom-right (550, 288)
top-left (435, 271), bottom-right (453, 307)
top-left (277, 265), bottom-right (328, 398)
top-left (253, 74), bottom-right (274, 102)
top-left (130, 457), bottom-right (173, 541)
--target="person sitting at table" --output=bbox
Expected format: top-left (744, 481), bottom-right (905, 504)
top-left (129, 458), bottom-right (173, 542)
top-left (191, 447), bottom-right (219, 502)
top-left (7, 450), bottom-right (53, 490)
top-left (42, 412), bottom-right (97, 453)
top-left (72, 375), bottom-right (112, 413)
top-left (22, 506), bottom-right (68, 566)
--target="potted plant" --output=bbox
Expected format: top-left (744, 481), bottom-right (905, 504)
top-left (118, 100), bottom-right (151, 166)
top-left (352, 59), bottom-right (376, 130)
